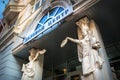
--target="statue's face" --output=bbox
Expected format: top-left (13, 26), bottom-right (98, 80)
top-left (29, 49), bottom-right (37, 55)
top-left (76, 17), bottom-right (90, 38)
top-left (79, 24), bottom-right (89, 37)
top-left (29, 49), bottom-right (36, 59)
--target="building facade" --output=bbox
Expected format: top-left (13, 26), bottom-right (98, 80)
top-left (0, 0), bottom-right (119, 80)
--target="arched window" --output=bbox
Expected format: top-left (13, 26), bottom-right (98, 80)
top-left (35, 7), bottom-right (64, 30)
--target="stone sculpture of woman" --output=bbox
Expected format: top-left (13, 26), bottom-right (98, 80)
top-left (60, 17), bottom-right (104, 80)
top-left (21, 47), bottom-right (46, 80)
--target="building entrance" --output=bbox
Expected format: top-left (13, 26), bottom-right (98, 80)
top-left (43, 56), bottom-right (82, 80)
top-left (40, 18), bottom-right (83, 80)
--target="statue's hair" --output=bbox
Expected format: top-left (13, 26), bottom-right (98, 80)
top-left (29, 47), bottom-right (38, 50)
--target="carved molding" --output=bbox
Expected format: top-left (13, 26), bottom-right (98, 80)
top-left (4, 5), bottom-right (25, 16)
top-left (14, 0), bottom-right (23, 3)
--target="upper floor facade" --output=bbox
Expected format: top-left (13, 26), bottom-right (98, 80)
top-left (0, 0), bottom-right (98, 53)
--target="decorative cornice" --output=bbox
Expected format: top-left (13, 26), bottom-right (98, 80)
top-left (4, 4), bottom-right (25, 17)
top-left (73, 0), bottom-right (99, 15)
top-left (0, 27), bottom-right (15, 50)
top-left (14, 0), bottom-right (22, 3)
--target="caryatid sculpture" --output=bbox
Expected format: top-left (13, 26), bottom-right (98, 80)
top-left (60, 17), bottom-right (104, 80)
top-left (21, 47), bottom-right (46, 80)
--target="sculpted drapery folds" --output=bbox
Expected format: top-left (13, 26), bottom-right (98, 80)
top-left (61, 17), bottom-right (104, 80)
top-left (21, 47), bottom-right (46, 80)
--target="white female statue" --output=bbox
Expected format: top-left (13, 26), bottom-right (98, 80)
top-left (21, 47), bottom-right (46, 80)
top-left (60, 17), bottom-right (104, 80)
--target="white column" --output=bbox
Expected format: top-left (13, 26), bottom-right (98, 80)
top-left (34, 54), bottom-right (44, 80)
top-left (90, 20), bottom-right (113, 80)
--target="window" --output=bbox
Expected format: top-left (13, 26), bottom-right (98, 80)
top-left (67, 57), bottom-right (81, 72)
top-left (35, 1), bottom-right (40, 10)
top-left (35, 7), bottom-right (64, 30)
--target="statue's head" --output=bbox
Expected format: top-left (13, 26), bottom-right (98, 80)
top-left (76, 17), bottom-right (90, 36)
top-left (29, 47), bottom-right (38, 56)
top-left (76, 17), bottom-right (89, 27)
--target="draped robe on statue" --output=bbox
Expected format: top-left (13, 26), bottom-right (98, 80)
top-left (60, 17), bottom-right (113, 80)
top-left (21, 56), bottom-right (41, 80)
top-left (21, 48), bottom-right (45, 80)
top-left (76, 17), bottom-right (104, 80)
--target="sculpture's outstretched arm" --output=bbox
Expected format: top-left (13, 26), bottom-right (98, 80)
top-left (60, 37), bottom-right (80, 47)
top-left (33, 49), bottom-right (46, 61)
top-left (39, 49), bottom-right (46, 54)
top-left (66, 37), bottom-right (80, 44)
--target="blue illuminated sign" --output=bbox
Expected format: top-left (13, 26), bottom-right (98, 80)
top-left (23, 6), bottom-right (73, 44)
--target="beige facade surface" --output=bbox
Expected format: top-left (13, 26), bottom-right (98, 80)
top-left (0, 0), bottom-right (117, 80)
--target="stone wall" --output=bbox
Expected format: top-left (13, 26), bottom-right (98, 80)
top-left (0, 43), bottom-right (24, 80)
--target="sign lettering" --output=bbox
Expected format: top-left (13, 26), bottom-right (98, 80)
top-left (23, 7), bottom-right (73, 44)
